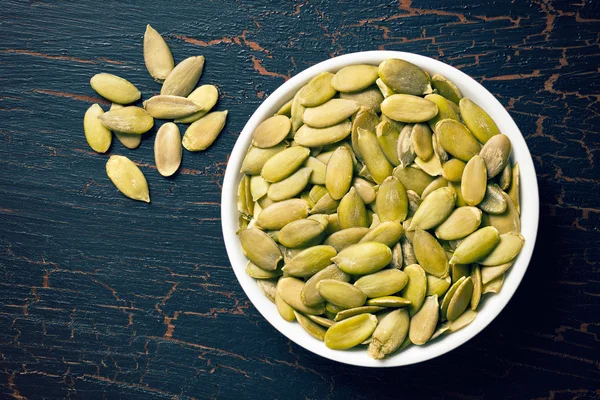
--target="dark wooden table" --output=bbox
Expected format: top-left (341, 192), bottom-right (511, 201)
top-left (1, 1), bottom-right (599, 398)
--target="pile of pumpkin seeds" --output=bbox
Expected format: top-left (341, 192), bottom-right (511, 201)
top-left (83, 25), bottom-right (228, 202)
top-left (237, 59), bottom-right (524, 359)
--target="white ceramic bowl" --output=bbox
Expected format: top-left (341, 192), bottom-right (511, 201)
top-left (221, 51), bottom-right (539, 367)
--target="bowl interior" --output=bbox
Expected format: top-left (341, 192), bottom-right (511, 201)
top-left (221, 51), bottom-right (539, 367)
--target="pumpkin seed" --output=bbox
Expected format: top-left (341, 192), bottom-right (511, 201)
top-left (487, 191), bottom-right (521, 234)
top-left (298, 72), bottom-right (337, 107)
top-left (478, 183), bottom-right (508, 214)
top-left (323, 227), bottom-right (370, 252)
top-left (412, 123), bottom-right (434, 161)
top-left (446, 276), bottom-right (474, 321)
top-left (239, 228), bottom-right (283, 270)
top-left (237, 175), bottom-right (252, 218)
top-left (154, 122), bottom-right (182, 177)
top-left (332, 242), bottom-right (392, 275)
top-left (278, 277), bottom-right (325, 315)
top-left (435, 119), bottom-right (481, 162)
top-left (413, 228), bottom-right (449, 278)
top-left (400, 264), bottom-right (427, 315)
top-left (276, 99), bottom-right (293, 116)
top-left (252, 115), bottom-right (292, 148)
top-left (509, 162), bottom-right (520, 214)
top-left (256, 199), bottom-right (309, 230)
top-left (406, 190), bottom-right (422, 215)
top-left (105, 155), bottom-right (150, 203)
top-left (326, 146), bottom-right (354, 200)
top-left (368, 308), bottom-right (409, 359)
top-left (442, 158), bottom-right (466, 182)
top-left (498, 163), bottom-right (512, 191)
top-left (175, 85), bottom-right (219, 123)
top-left (301, 264), bottom-right (351, 306)
top-left (250, 175), bottom-right (269, 202)
top-left (256, 279), bottom-right (277, 303)
top-left (351, 107), bottom-right (379, 160)
top-left (282, 245), bottom-right (337, 278)
top-left (109, 103), bottom-right (141, 149)
top-left (182, 111), bottom-right (228, 151)
top-left (161, 56), bottom-right (205, 97)
top-left (357, 128), bottom-right (393, 184)
top-left (375, 78), bottom-right (396, 98)
top-left (359, 221), bottom-right (403, 248)
top-left (240, 143), bottom-right (287, 175)
top-left (338, 187), bottom-right (368, 229)
top-left (317, 279), bottom-right (367, 309)
top-left (294, 311), bottom-right (327, 341)
top-left (401, 237), bottom-right (417, 267)
top-left (331, 64), bottom-right (379, 92)
top-left (294, 120), bottom-right (352, 147)
top-left (261, 146), bottom-right (310, 182)
top-left (451, 263), bottom-right (470, 284)
top-left (143, 95), bottom-right (203, 119)
top-left (376, 176), bottom-right (408, 223)
top-left (245, 261), bottom-right (282, 279)
top-left (291, 88), bottom-right (306, 133)
top-left (421, 176), bottom-right (449, 198)
top-left (381, 94), bottom-right (438, 123)
top-left (366, 296), bottom-right (411, 307)
top-left (84, 104), bottom-right (112, 153)
top-left (482, 274), bottom-right (504, 294)
top-left (99, 106), bottom-right (154, 134)
top-left (450, 226), bottom-right (500, 265)
top-left (409, 295), bottom-right (439, 345)
top-left (478, 232), bottom-right (524, 266)
top-left (435, 206), bottom-right (482, 240)
top-left (143, 24), bottom-right (174, 82)
top-left (324, 313), bottom-right (378, 350)
top-left (397, 124), bottom-right (416, 168)
top-left (449, 309), bottom-right (477, 332)
top-left (353, 178), bottom-right (377, 204)
top-left (462, 155), bottom-right (488, 206)
top-left (335, 306), bottom-right (385, 321)
top-left (276, 286), bottom-right (296, 322)
top-left (440, 276), bottom-right (465, 320)
top-left (414, 154), bottom-right (442, 177)
top-left (307, 314), bottom-right (335, 328)
top-left (459, 98), bottom-right (500, 144)
top-left (470, 265), bottom-right (482, 310)
top-left (481, 261), bottom-right (513, 285)
top-left (376, 120), bottom-right (401, 166)
top-left (432, 132), bottom-right (449, 163)
top-left (90, 73), bottom-right (141, 104)
top-left (392, 165), bottom-right (435, 196)
top-left (431, 75), bottom-right (462, 104)
top-left (426, 274), bottom-right (451, 297)
top-left (354, 269), bottom-right (408, 298)
top-left (480, 134), bottom-right (512, 178)
top-left (303, 99), bottom-right (360, 128)
top-left (408, 187), bottom-right (456, 231)
top-left (267, 167), bottom-right (312, 201)
top-left (310, 192), bottom-right (340, 214)
top-left (378, 59), bottom-right (431, 95)
top-left (278, 219), bottom-right (326, 248)
top-left (340, 85), bottom-right (384, 113)
top-left (448, 181), bottom-right (468, 207)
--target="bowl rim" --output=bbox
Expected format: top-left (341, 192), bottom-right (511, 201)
top-left (221, 50), bottom-right (539, 367)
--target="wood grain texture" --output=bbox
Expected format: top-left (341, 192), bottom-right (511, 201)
top-left (0, 0), bottom-right (599, 398)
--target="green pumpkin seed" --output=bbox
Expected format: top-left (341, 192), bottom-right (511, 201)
top-left (446, 276), bottom-right (474, 321)
top-left (354, 269), bottom-right (408, 298)
top-left (332, 242), bottom-right (392, 275)
top-left (279, 219), bottom-right (326, 248)
top-left (431, 75), bottom-right (462, 104)
top-left (303, 99), bottom-right (360, 128)
top-left (276, 287), bottom-right (296, 322)
top-left (351, 107), bottom-right (379, 160)
top-left (323, 227), bottom-right (370, 252)
top-left (302, 264), bottom-right (351, 306)
top-left (276, 99), bottom-right (293, 117)
top-left (90, 73), bottom-right (141, 104)
top-left (357, 128), bottom-right (394, 184)
top-left (409, 295), bottom-right (439, 345)
top-left (326, 303), bottom-right (347, 314)
top-left (478, 232), bottom-right (524, 266)
top-left (161, 56), bottom-right (205, 97)
top-left (480, 134), bottom-right (512, 178)
top-left (375, 78), bottom-right (396, 98)
top-left (106, 155), bottom-right (150, 203)
top-left (440, 276), bottom-right (466, 320)
top-left (338, 187), bottom-right (368, 229)
top-left (432, 132), bottom-right (449, 163)
top-left (182, 111), bottom-right (228, 151)
top-left (479, 183), bottom-right (507, 214)
top-left (400, 264), bottom-right (427, 315)
top-left (308, 213), bottom-right (329, 228)
top-left (99, 106), bottom-right (154, 134)
top-left (310, 192), bottom-right (340, 214)
top-left (175, 84), bottom-right (219, 123)
top-left (459, 98), bottom-right (500, 144)
top-left (509, 162), bottom-right (520, 214)
top-left (381, 94), bottom-right (438, 123)
top-left (84, 104), bottom-right (112, 153)
top-left (488, 191), bottom-right (521, 234)
top-left (392, 165), bottom-right (435, 196)
top-left (250, 175), bottom-right (269, 201)
top-left (324, 313), bottom-right (378, 350)
top-left (334, 306), bottom-right (385, 322)
top-left (367, 308), bottom-right (409, 359)
top-left (143, 24), bottom-right (174, 82)
top-left (414, 154), bottom-right (442, 177)
top-left (298, 72), bottom-right (337, 107)
top-left (421, 176), bottom-right (449, 198)
top-left (448, 181), bottom-right (468, 207)
top-left (426, 93), bottom-right (463, 133)
top-left (240, 143), bottom-right (287, 175)
top-left (110, 104), bottom-right (142, 149)
top-left (261, 146), bottom-right (310, 182)
top-left (449, 309), bottom-right (477, 332)
top-left (340, 86), bottom-right (384, 113)
top-left (442, 158), bottom-right (466, 182)
top-left (239, 228), bottom-right (283, 271)
top-left (482, 274), bottom-right (504, 294)
top-left (256, 279), bottom-right (277, 303)
top-left (278, 277), bottom-right (325, 315)
top-left (426, 274), bottom-right (451, 297)
top-left (154, 122), bottom-right (182, 177)
top-left (435, 206), bottom-right (482, 240)
top-left (409, 187), bottom-right (456, 231)
top-left (376, 176), bottom-right (408, 223)
top-left (413, 228), bottom-right (449, 278)
top-left (359, 221), bottom-right (403, 247)
top-left (412, 123), bottom-right (434, 161)
top-left (326, 146), bottom-right (354, 200)
top-left (435, 119), bottom-right (481, 162)
top-left (450, 226), bottom-right (500, 265)
top-left (307, 314), bottom-right (335, 328)
top-left (378, 59), bottom-right (431, 95)
top-left (401, 238), bottom-right (417, 268)
top-left (245, 261), bottom-right (282, 279)
top-left (302, 157), bottom-right (326, 185)
top-left (256, 199), bottom-right (309, 230)
top-left (462, 155), bottom-right (488, 206)
top-left (366, 296), bottom-right (411, 307)
top-left (143, 95), bottom-right (203, 119)
top-left (376, 120), bottom-right (401, 166)
top-left (294, 120), bottom-right (352, 147)
top-left (430, 323), bottom-right (450, 340)
top-left (267, 167), bottom-right (312, 201)
top-left (294, 311), bottom-right (327, 341)
top-left (353, 178), bottom-right (377, 204)
top-left (291, 88), bottom-right (306, 133)
top-left (481, 261), bottom-right (513, 285)
top-left (451, 263), bottom-right (470, 284)
top-left (317, 280), bottom-right (367, 308)
top-left (470, 265), bottom-right (482, 310)
top-left (497, 163), bottom-right (512, 191)
top-left (237, 175), bottom-right (252, 218)
top-left (331, 64), bottom-right (379, 92)
top-left (252, 115), bottom-right (292, 148)
top-left (282, 245), bottom-right (337, 278)
top-left (406, 190), bottom-right (422, 216)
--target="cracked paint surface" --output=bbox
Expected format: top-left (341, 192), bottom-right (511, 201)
top-left (0, 0), bottom-right (599, 398)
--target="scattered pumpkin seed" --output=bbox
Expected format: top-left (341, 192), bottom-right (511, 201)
top-left (105, 155), bottom-right (150, 202)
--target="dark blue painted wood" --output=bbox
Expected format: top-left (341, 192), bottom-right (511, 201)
top-left (0, 0), bottom-right (598, 398)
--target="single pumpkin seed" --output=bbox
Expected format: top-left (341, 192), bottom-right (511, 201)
top-left (375, 78), bottom-right (396, 98)
top-left (412, 123), bottom-right (434, 161)
top-left (413, 228), bottom-right (449, 278)
top-left (442, 158), bottom-right (467, 182)
top-left (353, 178), bottom-right (377, 204)
top-left (326, 303), bottom-right (347, 314)
top-left (298, 72), bottom-right (337, 107)
top-left (366, 296), bottom-right (411, 307)
top-left (359, 221), bottom-right (403, 247)
top-left (143, 95), bottom-right (203, 119)
top-left (324, 313), bottom-right (378, 350)
top-left (340, 85), bottom-right (384, 113)
top-left (109, 103), bottom-right (141, 149)
top-left (143, 24), bottom-right (174, 82)
top-left (408, 186), bottom-right (456, 231)
top-left (409, 295), bottom-right (439, 345)
top-left (381, 94), bottom-right (438, 123)
top-left (400, 264), bottom-right (427, 315)
top-left (351, 106), bottom-right (379, 160)
top-left (278, 277), bottom-right (326, 315)
top-left (498, 162), bottom-right (512, 191)
top-left (252, 115), bottom-right (292, 148)
top-left (446, 276), bottom-right (474, 321)
top-left (282, 245), bottom-right (337, 278)
top-left (432, 133), bottom-right (449, 164)
top-left (488, 191), bottom-right (521, 234)
top-left (459, 98), bottom-right (500, 144)
top-left (84, 104), bottom-right (112, 153)
top-left (154, 122), bottom-right (182, 177)
top-left (481, 261), bottom-right (513, 285)
top-left (421, 176), bottom-right (449, 199)
top-left (450, 226), bottom-right (500, 265)
top-left (392, 165), bottom-right (435, 196)
top-left (376, 120), bottom-right (401, 166)
top-left (99, 106), bottom-right (154, 134)
top-left (267, 167), bottom-right (312, 201)
top-left (376, 176), bottom-right (408, 223)
top-left (378, 59), bottom-right (431, 95)
top-left (326, 146), bottom-right (354, 200)
top-left (401, 238), bottom-right (417, 268)
top-left (479, 183), bottom-right (508, 214)
top-left (240, 143), bottom-right (287, 175)
top-left (237, 175), bottom-right (252, 218)
top-left (279, 219), bottom-right (326, 248)
top-left (462, 155), bottom-right (488, 206)
top-left (301, 264), bottom-right (351, 306)
top-left (368, 308), bottom-right (409, 359)
top-left (239, 228), bottom-right (283, 270)
top-left (245, 261), bottom-right (282, 279)
top-left (331, 64), bottom-right (379, 92)
top-left (261, 146), bottom-right (310, 182)
top-left (482, 274), bottom-right (504, 294)
top-left (358, 128), bottom-right (393, 184)
top-left (276, 287), bottom-right (296, 322)
top-left (294, 119), bottom-right (352, 147)
top-left (308, 185), bottom-right (328, 205)
top-left (435, 119), bottom-right (481, 162)
top-left (332, 242), bottom-right (392, 275)
top-left (294, 311), bottom-right (327, 341)
top-left (440, 276), bottom-right (466, 320)
top-left (307, 314), bottom-right (335, 328)
top-left (335, 306), bottom-right (385, 322)
top-left (426, 274), bottom-right (451, 297)
top-left (161, 56), bottom-right (205, 97)
top-left (480, 134), bottom-right (512, 178)
top-left (470, 265), bottom-right (482, 310)
top-left (425, 93), bottom-right (461, 132)
top-left (303, 99), bottom-right (360, 128)
top-left (175, 84), bottom-right (219, 123)
top-left (414, 154), bottom-right (442, 177)
top-left (276, 99), bottom-right (293, 116)
top-left (90, 73), bottom-right (141, 104)
top-left (291, 88), bottom-right (306, 133)
top-left (431, 75), bottom-right (462, 104)
top-left (478, 232), bottom-right (524, 266)
top-left (304, 157), bottom-right (327, 185)
top-left (250, 175), bottom-right (269, 201)
top-left (310, 192), bottom-right (340, 214)
top-left (256, 199), bottom-right (309, 230)
top-left (317, 280), bottom-right (367, 308)
top-left (449, 309), bottom-right (477, 332)
top-left (430, 323), bottom-right (450, 340)
top-left (435, 206), bottom-right (482, 240)
top-left (406, 190), bottom-right (422, 215)
top-left (105, 155), bottom-right (150, 203)
top-left (448, 181), bottom-right (468, 207)
top-left (323, 228), bottom-right (370, 252)
top-left (182, 111), bottom-right (228, 151)
top-left (354, 269), bottom-right (408, 298)
top-left (509, 162), bottom-right (520, 214)
top-left (451, 263), bottom-right (470, 284)
top-left (338, 187), bottom-right (369, 229)
top-left (256, 279), bottom-right (277, 303)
